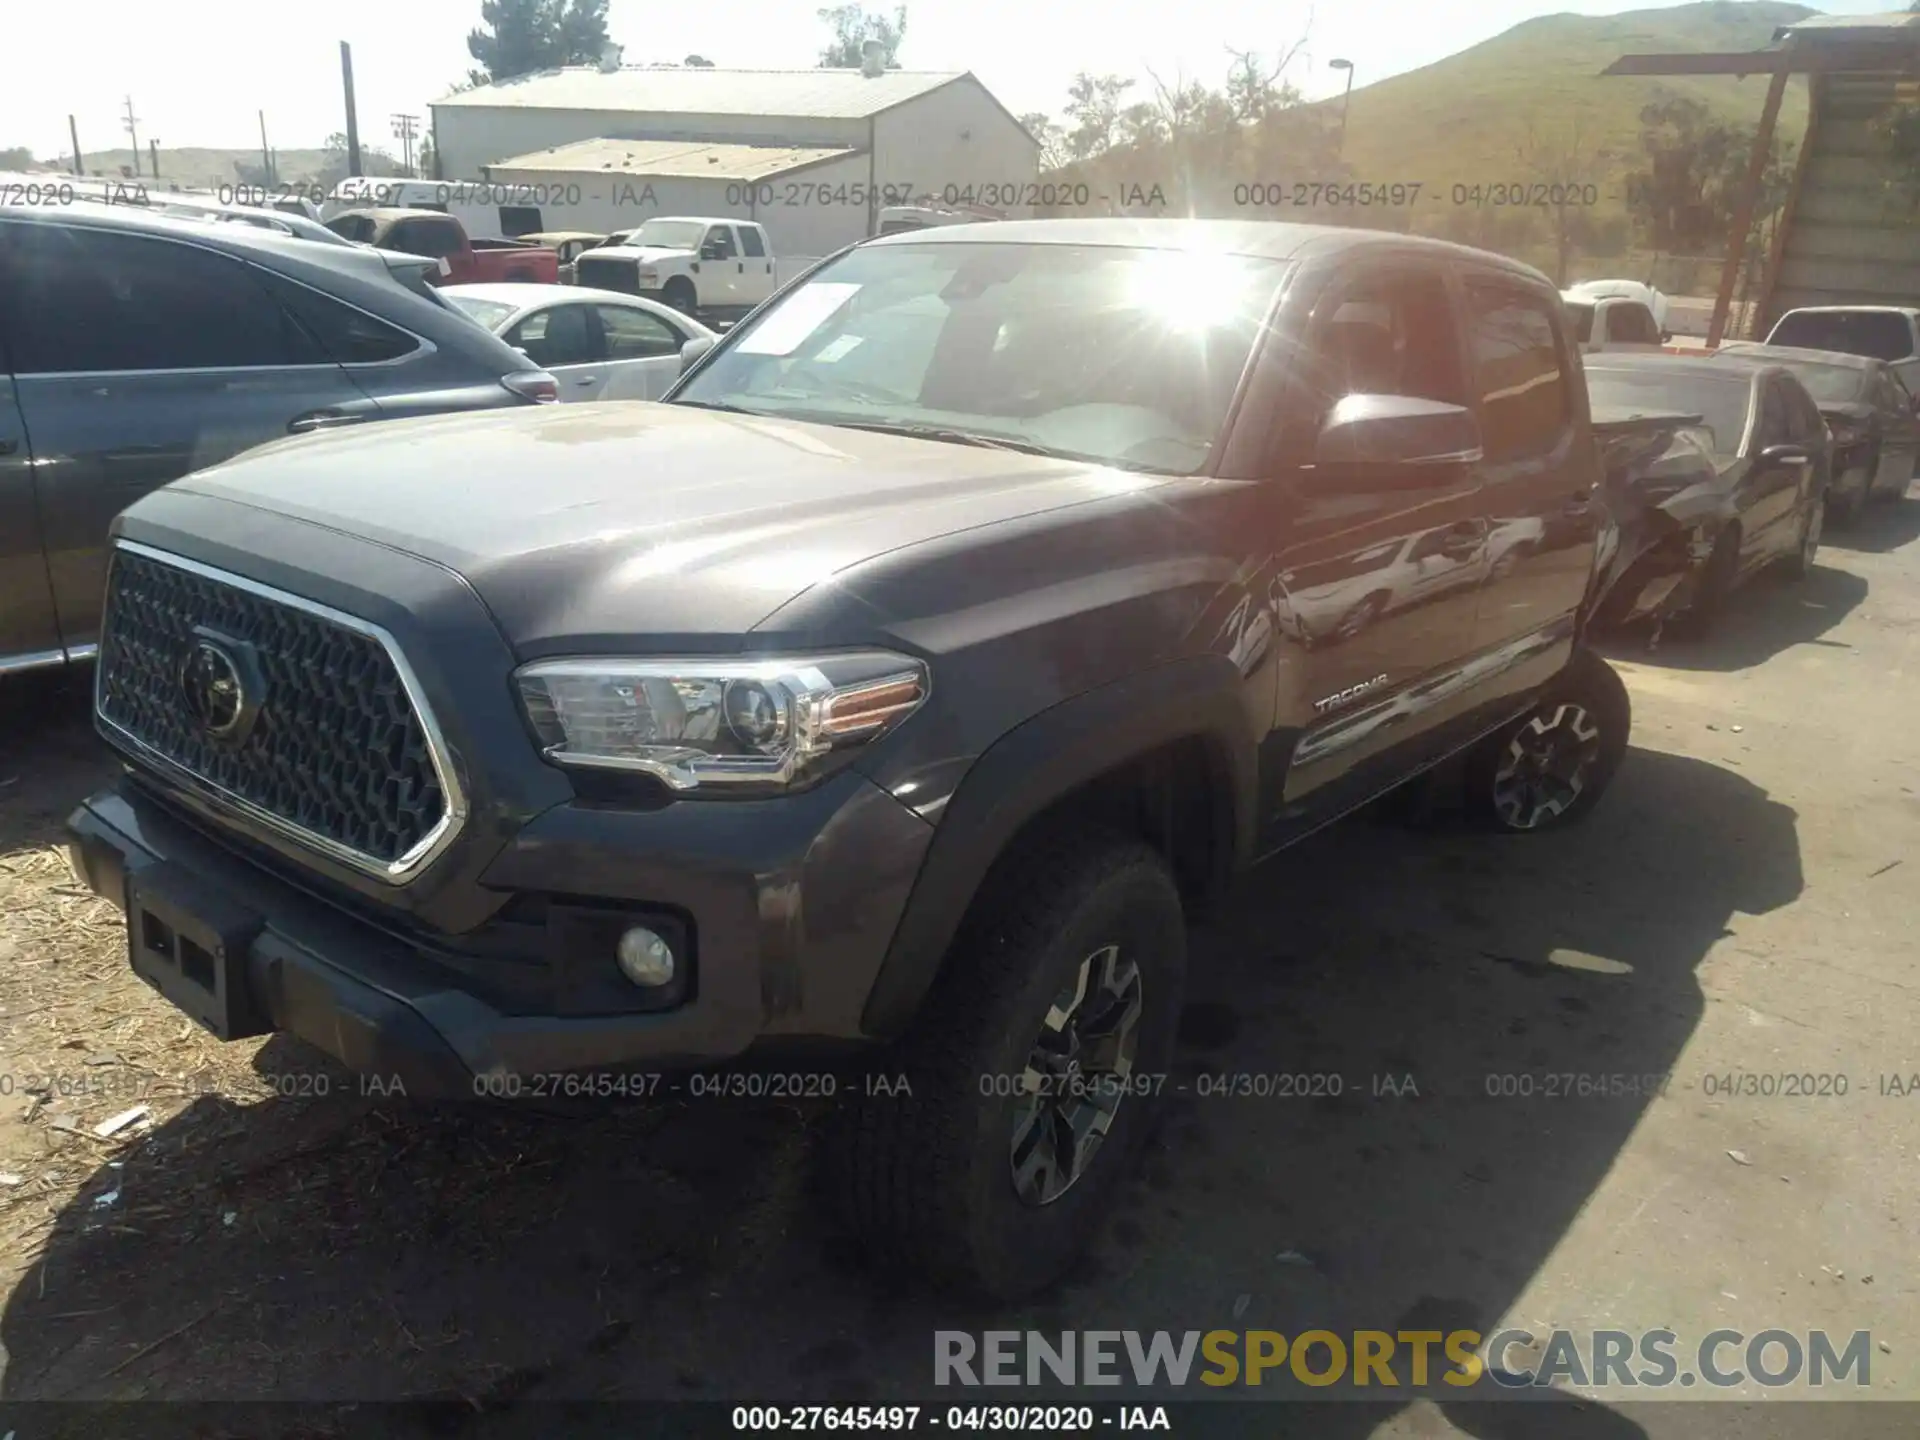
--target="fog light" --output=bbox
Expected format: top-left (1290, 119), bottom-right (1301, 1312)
top-left (616, 925), bottom-right (676, 987)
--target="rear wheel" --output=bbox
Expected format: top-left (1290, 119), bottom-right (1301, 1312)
top-left (1466, 647), bottom-right (1630, 833)
top-left (826, 826), bottom-right (1186, 1299)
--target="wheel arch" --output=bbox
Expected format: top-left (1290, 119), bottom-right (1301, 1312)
top-left (859, 656), bottom-right (1258, 1039)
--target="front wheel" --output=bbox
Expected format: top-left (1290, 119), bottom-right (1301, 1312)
top-left (826, 826), bottom-right (1186, 1299)
top-left (661, 277), bottom-right (697, 315)
top-left (1783, 491), bottom-right (1824, 581)
top-left (1465, 647), bottom-right (1630, 833)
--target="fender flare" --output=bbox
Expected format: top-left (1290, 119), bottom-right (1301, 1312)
top-left (859, 655), bottom-right (1259, 1038)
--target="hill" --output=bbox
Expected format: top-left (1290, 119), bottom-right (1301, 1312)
top-left (1339, 1), bottom-right (1811, 207)
top-left (54, 147), bottom-right (394, 190)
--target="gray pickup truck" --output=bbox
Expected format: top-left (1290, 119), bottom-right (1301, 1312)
top-left (67, 218), bottom-right (1635, 1298)
top-left (0, 202), bottom-right (556, 677)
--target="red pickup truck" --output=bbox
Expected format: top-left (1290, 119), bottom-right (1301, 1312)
top-left (323, 207), bottom-right (559, 286)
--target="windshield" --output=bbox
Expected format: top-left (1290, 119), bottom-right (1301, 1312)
top-left (629, 220), bottom-right (708, 250)
top-left (1768, 311), bottom-right (1915, 362)
top-left (1768, 361), bottom-right (1868, 405)
top-left (1565, 302), bottom-right (1595, 344)
top-left (441, 294), bottom-right (517, 331)
top-left (1588, 369), bottom-right (1752, 454)
top-left (673, 241), bottom-right (1289, 475)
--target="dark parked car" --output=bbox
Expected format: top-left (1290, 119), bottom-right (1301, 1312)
top-left (1763, 306), bottom-right (1920, 395)
top-left (67, 219), bottom-right (1633, 1298)
top-left (0, 201), bottom-right (560, 676)
top-left (1584, 352), bottom-right (1831, 635)
top-left (1717, 341), bottom-right (1919, 516)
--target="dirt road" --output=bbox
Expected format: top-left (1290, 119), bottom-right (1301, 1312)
top-left (1, 503), bottom-right (1916, 1437)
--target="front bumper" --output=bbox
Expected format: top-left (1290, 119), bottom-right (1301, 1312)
top-left (66, 768), bottom-right (935, 1099)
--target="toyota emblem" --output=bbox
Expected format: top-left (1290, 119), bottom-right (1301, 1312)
top-left (179, 637), bottom-right (249, 742)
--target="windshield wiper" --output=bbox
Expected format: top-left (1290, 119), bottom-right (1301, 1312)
top-left (827, 419), bottom-right (1063, 457)
top-left (671, 398), bottom-right (766, 416)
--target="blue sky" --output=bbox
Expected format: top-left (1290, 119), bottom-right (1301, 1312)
top-left (0, 0), bottom-right (1896, 161)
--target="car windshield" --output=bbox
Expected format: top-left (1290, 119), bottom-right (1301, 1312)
top-left (673, 241), bottom-right (1289, 475)
top-left (441, 294), bottom-right (518, 331)
top-left (1768, 311), bottom-right (1915, 362)
top-left (1564, 302), bottom-right (1595, 344)
top-left (1588, 369), bottom-right (1752, 454)
top-left (630, 220), bottom-right (707, 250)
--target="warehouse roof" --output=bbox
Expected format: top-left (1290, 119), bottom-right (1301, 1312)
top-left (434, 66), bottom-right (968, 119)
top-left (486, 137), bottom-right (858, 180)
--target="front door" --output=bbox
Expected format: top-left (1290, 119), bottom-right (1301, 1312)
top-left (507, 303), bottom-right (606, 400)
top-left (701, 225), bottom-right (741, 307)
top-left (0, 371), bottom-right (61, 666)
top-left (1262, 260), bottom-right (1489, 838)
top-left (0, 219), bottom-right (374, 652)
top-left (592, 305), bottom-right (690, 401)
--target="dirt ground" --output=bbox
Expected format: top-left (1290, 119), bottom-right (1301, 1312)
top-left (1, 502), bottom-right (1917, 1438)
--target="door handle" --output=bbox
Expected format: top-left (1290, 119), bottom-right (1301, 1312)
top-left (573, 376), bottom-right (597, 386)
top-left (287, 411), bottom-right (365, 434)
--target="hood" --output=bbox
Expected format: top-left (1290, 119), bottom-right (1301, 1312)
top-left (165, 403), bottom-right (1155, 651)
top-left (588, 245), bottom-right (693, 266)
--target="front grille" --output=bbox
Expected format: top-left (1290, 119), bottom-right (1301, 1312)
top-left (96, 545), bottom-right (454, 877)
top-left (575, 255), bottom-right (638, 294)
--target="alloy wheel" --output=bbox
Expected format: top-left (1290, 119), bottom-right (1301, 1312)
top-left (1008, 944), bottom-right (1144, 1207)
top-left (1491, 703), bottom-right (1604, 831)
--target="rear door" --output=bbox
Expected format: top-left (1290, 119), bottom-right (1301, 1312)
top-left (1743, 378), bottom-right (1807, 561)
top-left (737, 224), bottom-right (775, 303)
top-left (1871, 367), bottom-right (1919, 497)
top-left (0, 218), bottom-right (372, 651)
top-left (506, 302), bottom-right (606, 399)
top-left (592, 304), bottom-right (690, 400)
top-left (0, 363), bottom-right (62, 667)
top-left (1462, 271), bottom-right (1598, 682)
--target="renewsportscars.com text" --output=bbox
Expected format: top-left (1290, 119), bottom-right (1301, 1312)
top-left (934, 1329), bottom-right (1874, 1390)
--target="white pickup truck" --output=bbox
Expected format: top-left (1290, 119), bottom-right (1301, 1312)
top-left (571, 216), bottom-right (812, 322)
top-left (1562, 292), bottom-right (1665, 354)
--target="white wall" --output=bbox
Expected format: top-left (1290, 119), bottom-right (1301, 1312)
top-left (872, 79), bottom-right (1038, 220)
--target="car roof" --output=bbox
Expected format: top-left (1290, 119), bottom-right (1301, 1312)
top-left (1719, 342), bottom-right (1880, 369)
top-left (336, 207), bottom-right (453, 223)
top-left (1776, 305), bottom-right (1920, 318)
top-left (1586, 352), bottom-right (1773, 383)
top-left (521, 230), bottom-right (604, 242)
top-left (861, 217), bottom-right (1553, 280)
top-left (445, 281), bottom-right (632, 306)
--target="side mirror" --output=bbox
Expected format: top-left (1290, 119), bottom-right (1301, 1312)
top-left (699, 243), bottom-right (726, 260)
top-left (679, 336), bottom-right (717, 375)
top-left (1307, 394), bottom-right (1484, 489)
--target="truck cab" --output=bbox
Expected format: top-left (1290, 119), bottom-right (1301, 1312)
top-left (571, 217), bottom-right (786, 321)
top-left (324, 208), bottom-right (559, 286)
top-left (1563, 292), bottom-right (1664, 354)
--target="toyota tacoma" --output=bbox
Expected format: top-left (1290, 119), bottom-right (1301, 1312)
top-left (66, 219), bottom-right (1632, 1298)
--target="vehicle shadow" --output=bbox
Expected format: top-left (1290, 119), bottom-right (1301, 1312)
top-left (1822, 495), bottom-right (1920, 555)
top-left (0, 746), bottom-right (1798, 1438)
top-left (0, 669), bottom-right (110, 860)
top-left (1600, 564), bottom-right (1866, 674)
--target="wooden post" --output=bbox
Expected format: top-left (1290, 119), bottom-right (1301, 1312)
top-left (1754, 70), bottom-right (1822, 339)
top-left (1709, 54), bottom-right (1792, 347)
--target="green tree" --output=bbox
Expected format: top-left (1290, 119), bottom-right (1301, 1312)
top-left (817, 5), bottom-right (906, 68)
top-left (1062, 73), bottom-right (1135, 160)
top-left (684, 54), bottom-right (715, 67)
top-left (1019, 112), bottom-right (1070, 171)
top-left (0, 145), bottom-right (35, 170)
top-left (1625, 94), bottom-right (1773, 256)
top-left (467, 0), bottom-right (612, 86)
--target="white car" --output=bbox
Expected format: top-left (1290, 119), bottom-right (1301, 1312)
top-left (1565, 279), bottom-right (1670, 336)
top-left (1562, 292), bottom-right (1664, 355)
top-left (441, 283), bottom-right (717, 402)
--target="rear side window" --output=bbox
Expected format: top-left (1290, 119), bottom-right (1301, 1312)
top-left (253, 269), bottom-right (420, 363)
top-left (1464, 281), bottom-right (1571, 461)
top-left (1612, 303), bottom-right (1660, 345)
top-left (387, 218), bottom-right (464, 259)
top-left (0, 221), bottom-right (327, 374)
top-left (326, 213), bottom-right (377, 243)
top-left (499, 206), bottom-right (542, 237)
top-left (1769, 311), bottom-right (1916, 362)
top-left (739, 226), bottom-right (767, 258)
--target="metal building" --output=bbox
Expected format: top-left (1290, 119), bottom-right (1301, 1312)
top-left (429, 51), bottom-right (1039, 255)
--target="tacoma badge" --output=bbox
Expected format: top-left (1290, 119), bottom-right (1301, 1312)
top-left (1313, 673), bottom-right (1389, 713)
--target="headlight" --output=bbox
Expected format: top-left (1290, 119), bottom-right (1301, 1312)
top-left (636, 269), bottom-right (660, 286)
top-left (514, 652), bottom-right (929, 793)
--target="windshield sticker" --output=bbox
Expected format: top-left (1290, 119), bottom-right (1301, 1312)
top-left (736, 283), bottom-right (862, 356)
top-left (813, 334), bottom-right (864, 363)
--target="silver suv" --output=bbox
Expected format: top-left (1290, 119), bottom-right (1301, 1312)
top-left (0, 201), bottom-right (557, 675)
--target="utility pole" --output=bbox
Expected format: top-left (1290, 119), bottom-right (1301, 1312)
top-left (68, 115), bottom-right (83, 175)
top-left (340, 41), bottom-right (363, 176)
top-left (122, 95), bottom-right (142, 177)
top-left (390, 113), bottom-right (420, 176)
top-left (149, 138), bottom-right (160, 181)
top-left (259, 110), bottom-right (276, 183)
top-left (1329, 59), bottom-right (1356, 160)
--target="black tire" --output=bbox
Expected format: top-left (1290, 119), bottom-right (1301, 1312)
top-left (825, 825), bottom-right (1187, 1300)
top-left (1783, 489), bottom-right (1824, 581)
top-left (662, 277), bottom-right (697, 315)
top-left (1669, 524), bottom-right (1738, 638)
top-left (1465, 647), bottom-right (1630, 834)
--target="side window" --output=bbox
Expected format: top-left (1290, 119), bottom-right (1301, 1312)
top-left (0, 221), bottom-right (326, 374)
top-left (1463, 280), bottom-right (1571, 462)
top-left (703, 226), bottom-right (737, 260)
top-left (596, 305), bottom-right (683, 360)
top-left (1785, 383), bottom-right (1822, 444)
top-left (1615, 303), bottom-right (1659, 345)
top-left (388, 219), bottom-right (463, 259)
top-left (1314, 269), bottom-right (1466, 410)
top-left (1753, 383), bottom-right (1790, 449)
top-left (507, 304), bottom-right (601, 367)
top-left (739, 226), bottom-right (767, 258)
top-left (498, 206), bottom-right (542, 237)
top-left (326, 214), bottom-right (376, 243)
top-left (253, 269), bottom-right (420, 364)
